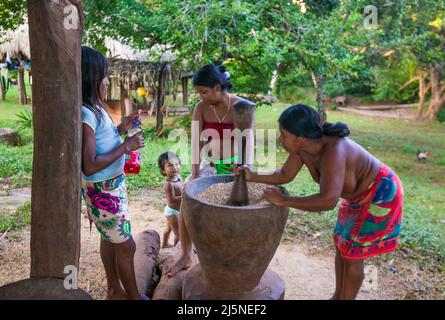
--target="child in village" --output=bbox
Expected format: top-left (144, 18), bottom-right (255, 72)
top-left (158, 152), bottom-right (183, 248)
top-left (80, 46), bottom-right (148, 300)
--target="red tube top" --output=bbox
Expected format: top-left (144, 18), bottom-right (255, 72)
top-left (202, 122), bottom-right (235, 141)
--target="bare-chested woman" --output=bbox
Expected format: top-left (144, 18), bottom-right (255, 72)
top-left (239, 104), bottom-right (403, 300)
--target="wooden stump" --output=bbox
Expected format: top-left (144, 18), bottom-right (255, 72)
top-left (134, 230), bottom-right (161, 296)
top-left (0, 128), bottom-right (19, 146)
top-left (0, 278), bottom-right (92, 300)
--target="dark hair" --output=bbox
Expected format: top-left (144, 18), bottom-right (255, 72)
top-left (192, 64), bottom-right (234, 91)
top-left (158, 152), bottom-right (180, 176)
top-left (278, 104), bottom-right (350, 138)
top-left (81, 46), bottom-right (108, 122)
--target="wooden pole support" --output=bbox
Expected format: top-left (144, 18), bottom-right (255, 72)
top-left (27, 0), bottom-right (84, 279)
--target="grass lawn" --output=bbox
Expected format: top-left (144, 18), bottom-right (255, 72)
top-left (1, 82), bottom-right (444, 270)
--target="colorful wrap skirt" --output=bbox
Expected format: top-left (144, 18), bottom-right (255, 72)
top-left (333, 163), bottom-right (403, 260)
top-left (81, 174), bottom-right (132, 244)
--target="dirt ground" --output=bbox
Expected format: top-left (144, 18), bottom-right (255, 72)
top-left (0, 187), bottom-right (443, 300)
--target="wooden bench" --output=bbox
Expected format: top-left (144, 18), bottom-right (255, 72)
top-left (166, 106), bottom-right (190, 116)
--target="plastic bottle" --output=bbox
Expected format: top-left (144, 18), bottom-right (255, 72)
top-left (124, 119), bottom-right (142, 175)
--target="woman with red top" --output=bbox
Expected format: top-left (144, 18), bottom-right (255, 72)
top-left (191, 64), bottom-right (254, 178)
top-left (164, 63), bottom-right (255, 277)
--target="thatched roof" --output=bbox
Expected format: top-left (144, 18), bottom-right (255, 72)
top-left (105, 38), bottom-right (176, 62)
top-left (0, 23), bottom-right (176, 64)
top-left (108, 58), bottom-right (184, 96)
top-left (0, 24), bottom-right (31, 58)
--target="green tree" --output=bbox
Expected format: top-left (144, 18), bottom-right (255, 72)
top-left (262, 0), bottom-right (370, 120)
top-left (0, 0), bottom-right (26, 35)
top-left (400, 0), bottom-right (445, 120)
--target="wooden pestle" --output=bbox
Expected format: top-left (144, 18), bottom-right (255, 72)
top-left (229, 99), bottom-right (256, 206)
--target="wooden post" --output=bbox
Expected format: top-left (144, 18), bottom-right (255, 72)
top-left (182, 76), bottom-right (189, 108)
top-left (156, 64), bottom-right (167, 135)
top-left (0, 75), bottom-right (4, 100)
top-left (18, 67), bottom-right (27, 105)
top-left (120, 78), bottom-right (126, 123)
top-left (107, 77), bottom-right (112, 101)
top-left (28, 0), bottom-right (83, 279)
top-left (127, 75), bottom-right (133, 114)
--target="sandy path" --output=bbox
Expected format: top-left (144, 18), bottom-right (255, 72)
top-left (0, 187), bottom-right (401, 300)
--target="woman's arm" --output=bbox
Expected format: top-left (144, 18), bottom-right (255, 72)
top-left (241, 152), bottom-right (303, 185)
top-left (82, 124), bottom-right (144, 176)
top-left (265, 146), bottom-right (346, 211)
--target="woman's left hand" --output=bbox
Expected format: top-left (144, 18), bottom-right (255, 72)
top-left (264, 186), bottom-right (288, 207)
top-left (121, 111), bottom-right (143, 131)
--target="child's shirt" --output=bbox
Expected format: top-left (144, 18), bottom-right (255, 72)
top-left (81, 105), bottom-right (125, 182)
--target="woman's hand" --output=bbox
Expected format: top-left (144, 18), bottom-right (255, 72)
top-left (236, 165), bottom-right (255, 181)
top-left (264, 186), bottom-right (288, 206)
top-left (119, 111), bottom-right (143, 134)
top-left (124, 131), bottom-right (145, 152)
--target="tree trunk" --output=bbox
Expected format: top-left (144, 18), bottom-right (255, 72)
top-left (416, 69), bottom-right (429, 119)
top-left (18, 67), bottom-right (27, 105)
top-left (27, 0), bottom-right (83, 279)
top-left (0, 75), bottom-right (4, 100)
top-left (427, 66), bottom-right (445, 121)
top-left (182, 76), bottom-right (189, 108)
top-left (268, 68), bottom-right (279, 96)
top-left (312, 72), bottom-right (327, 122)
top-left (156, 64), bottom-right (167, 135)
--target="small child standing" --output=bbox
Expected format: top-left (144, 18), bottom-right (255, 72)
top-left (158, 152), bottom-right (183, 248)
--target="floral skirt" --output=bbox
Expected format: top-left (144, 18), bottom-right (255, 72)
top-left (333, 163), bottom-right (403, 260)
top-left (81, 174), bottom-right (132, 244)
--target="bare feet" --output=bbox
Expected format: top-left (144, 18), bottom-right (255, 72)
top-left (329, 293), bottom-right (340, 300)
top-left (161, 243), bottom-right (173, 249)
top-left (163, 255), bottom-right (192, 277)
top-left (105, 289), bottom-right (128, 300)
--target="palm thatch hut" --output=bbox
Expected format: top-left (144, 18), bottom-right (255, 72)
top-left (0, 26), bottom-right (192, 133)
top-left (0, 23), bottom-right (31, 103)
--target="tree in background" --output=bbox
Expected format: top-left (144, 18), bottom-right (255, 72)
top-left (2, 0), bottom-right (445, 120)
top-left (0, 0), bottom-right (27, 35)
top-left (400, 0), bottom-right (445, 120)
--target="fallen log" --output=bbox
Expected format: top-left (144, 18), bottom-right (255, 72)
top-left (134, 230), bottom-right (161, 296)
